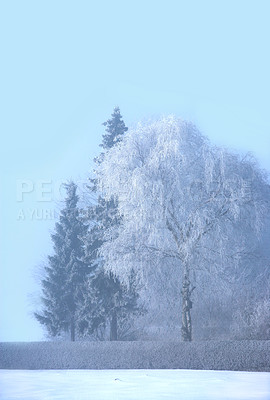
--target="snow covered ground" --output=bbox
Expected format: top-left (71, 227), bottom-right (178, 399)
top-left (0, 369), bottom-right (269, 400)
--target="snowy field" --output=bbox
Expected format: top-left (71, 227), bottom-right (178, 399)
top-left (0, 369), bottom-right (269, 400)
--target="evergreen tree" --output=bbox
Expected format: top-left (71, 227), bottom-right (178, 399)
top-left (101, 106), bottom-right (128, 150)
top-left (80, 107), bottom-right (142, 340)
top-left (35, 182), bottom-right (88, 341)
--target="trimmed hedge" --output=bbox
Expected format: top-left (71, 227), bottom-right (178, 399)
top-left (0, 341), bottom-right (269, 371)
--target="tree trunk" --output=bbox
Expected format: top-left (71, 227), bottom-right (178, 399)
top-left (110, 311), bottom-right (118, 341)
top-left (71, 317), bottom-right (75, 342)
top-left (181, 271), bottom-right (195, 341)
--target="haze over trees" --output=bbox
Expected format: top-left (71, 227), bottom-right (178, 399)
top-left (35, 110), bottom-right (270, 342)
top-left (35, 108), bottom-right (142, 341)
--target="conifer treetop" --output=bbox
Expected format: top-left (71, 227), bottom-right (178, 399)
top-left (101, 106), bottom-right (128, 150)
top-left (63, 181), bottom-right (79, 210)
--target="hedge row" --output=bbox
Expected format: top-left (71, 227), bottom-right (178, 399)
top-left (0, 341), bottom-right (269, 371)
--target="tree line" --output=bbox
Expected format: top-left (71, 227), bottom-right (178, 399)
top-left (35, 109), bottom-right (270, 342)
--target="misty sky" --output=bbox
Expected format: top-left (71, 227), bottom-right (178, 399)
top-left (0, 0), bottom-right (270, 341)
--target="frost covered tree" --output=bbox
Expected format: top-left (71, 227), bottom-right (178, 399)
top-left (81, 107), bottom-right (141, 340)
top-left (35, 182), bottom-right (88, 341)
top-left (97, 116), bottom-right (269, 341)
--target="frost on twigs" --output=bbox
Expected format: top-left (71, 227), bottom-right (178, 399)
top-left (97, 117), bottom-right (267, 279)
top-left (96, 116), bottom-right (268, 340)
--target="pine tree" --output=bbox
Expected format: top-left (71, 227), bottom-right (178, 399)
top-left (35, 182), bottom-right (88, 341)
top-left (101, 106), bottom-right (128, 150)
top-left (80, 107), bottom-right (142, 340)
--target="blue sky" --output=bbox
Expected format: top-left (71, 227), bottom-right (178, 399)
top-left (0, 0), bottom-right (269, 341)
